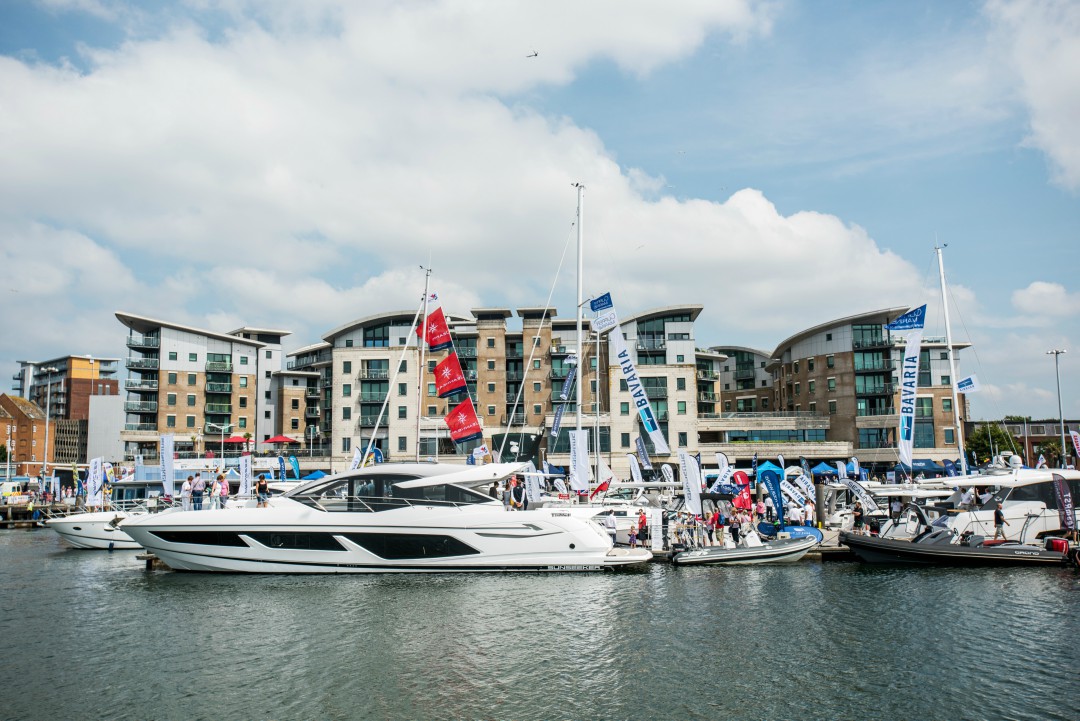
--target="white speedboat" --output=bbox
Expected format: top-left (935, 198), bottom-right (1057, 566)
top-left (46, 510), bottom-right (142, 550)
top-left (120, 462), bottom-right (653, 573)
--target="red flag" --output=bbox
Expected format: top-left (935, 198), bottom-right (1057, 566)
top-left (415, 306), bottom-right (453, 351)
top-left (434, 353), bottom-right (468, 398)
top-left (731, 470), bottom-right (753, 510)
top-left (445, 396), bottom-right (483, 444)
top-left (589, 479), bottom-right (610, 500)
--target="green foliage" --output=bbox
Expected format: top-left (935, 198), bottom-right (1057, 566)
top-left (1003, 415), bottom-right (1032, 422)
top-left (966, 425), bottom-right (1022, 464)
top-left (1036, 439), bottom-right (1063, 465)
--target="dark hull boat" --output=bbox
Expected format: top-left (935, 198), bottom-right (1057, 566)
top-left (672, 534), bottom-right (817, 566)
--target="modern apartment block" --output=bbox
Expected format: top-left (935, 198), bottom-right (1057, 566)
top-left (11, 355), bottom-right (120, 463)
top-left (116, 312), bottom-right (284, 461)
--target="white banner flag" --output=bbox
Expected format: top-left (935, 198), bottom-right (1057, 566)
top-left (956, 374), bottom-right (981, 394)
top-left (842, 478), bottom-right (880, 512)
top-left (780, 479), bottom-right (806, 506)
top-left (835, 461), bottom-right (848, 480)
top-left (88, 457), bottom-right (104, 506)
top-left (678, 450), bottom-right (702, 516)
top-left (661, 464), bottom-right (675, 485)
top-left (239, 454), bottom-right (253, 497)
top-left (349, 446), bottom-right (363, 470)
top-left (888, 305), bottom-right (927, 469)
top-left (159, 434), bottom-right (175, 498)
top-left (794, 473), bottom-right (815, 499)
top-left (851, 456), bottom-right (861, 481)
top-left (523, 461), bottom-right (542, 502)
top-left (609, 324), bottom-right (670, 455)
top-left (627, 453), bottom-right (644, 484)
top-left (715, 452), bottom-right (730, 475)
top-left (569, 429), bottom-right (591, 491)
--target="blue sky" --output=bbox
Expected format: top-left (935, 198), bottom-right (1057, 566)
top-left (0, 0), bottom-right (1077, 421)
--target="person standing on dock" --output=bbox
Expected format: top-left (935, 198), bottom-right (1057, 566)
top-left (852, 502), bottom-right (865, 535)
top-left (181, 475), bottom-right (193, 512)
top-left (764, 494), bottom-right (774, 522)
top-left (192, 473), bottom-right (205, 510)
top-left (219, 474), bottom-right (230, 508)
top-left (803, 499), bottom-right (815, 527)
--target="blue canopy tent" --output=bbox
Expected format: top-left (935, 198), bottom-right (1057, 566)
top-left (755, 460), bottom-right (784, 477)
top-left (811, 462), bottom-right (836, 476)
top-left (894, 459), bottom-right (945, 475)
top-left (301, 469), bottom-right (327, 480)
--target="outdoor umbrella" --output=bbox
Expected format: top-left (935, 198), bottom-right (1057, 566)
top-left (266, 435), bottom-right (298, 444)
top-left (223, 436), bottom-right (248, 443)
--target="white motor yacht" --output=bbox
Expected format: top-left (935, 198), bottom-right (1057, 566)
top-left (120, 462), bottom-right (653, 573)
top-left (46, 509), bottom-right (143, 550)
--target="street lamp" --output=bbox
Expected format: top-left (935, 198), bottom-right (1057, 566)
top-left (1047, 349), bottom-right (1067, 468)
top-left (40, 366), bottom-right (58, 484)
top-left (308, 424), bottom-right (320, 458)
top-left (206, 422), bottom-right (232, 459)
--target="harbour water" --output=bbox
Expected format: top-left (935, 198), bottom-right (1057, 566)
top-left (2, 529), bottom-right (1078, 721)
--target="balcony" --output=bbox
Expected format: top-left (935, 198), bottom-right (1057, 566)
top-left (502, 414), bottom-right (527, 426)
top-left (506, 372), bottom-right (525, 381)
top-left (206, 382), bottom-right (233, 393)
top-left (305, 407), bottom-right (321, 418)
top-left (126, 335), bottom-right (160, 349)
top-left (358, 415), bottom-right (382, 427)
top-left (637, 338), bottom-right (666, 351)
top-left (551, 368), bottom-right (571, 380)
top-left (287, 350), bottom-right (332, 369)
top-left (696, 370), bottom-right (719, 381)
top-left (734, 368), bottom-right (756, 381)
top-left (124, 379), bottom-right (159, 391)
top-left (125, 357), bottom-right (159, 370)
top-left (359, 391), bottom-right (388, 402)
top-left (857, 383), bottom-right (895, 396)
top-left (305, 387), bottom-right (320, 399)
top-left (644, 387), bottom-right (667, 400)
top-left (698, 392), bottom-right (720, 403)
top-left (506, 348), bottom-right (524, 359)
top-left (853, 337), bottom-right (893, 350)
top-left (205, 361), bottom-right (233, 372)
top-left (203, 423), bottom-right (234, 434)
top-left (124, 422), bottom-right (157, 432)
top-left (205, 403), bottom-right (232, 414)
top-left (124, 401), bottom-right (158, 413)
top-left (457, 347), bottom-right (477, 358)
top-left (549, 345), bottom-right (573, 357)
top-left (464, 370), bottom-right (478, 381)
top-left (358, 368), bottom-right (389, 380)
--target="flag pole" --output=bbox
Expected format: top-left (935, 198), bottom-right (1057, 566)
top-left (417, 265), bottom-right (431, 462)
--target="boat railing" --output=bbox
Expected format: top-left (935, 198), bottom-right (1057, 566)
top-left (293, 494), bottom-right (480, 513)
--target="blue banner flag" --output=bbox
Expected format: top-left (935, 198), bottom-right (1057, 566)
top-left (278, 455), bottom-right (287, 480)
top-left (636, 436), bottom-right (653, 470)
top-left (550, 403), bottom-right (567, 438)
top-left (288, 455), bottom-right (300, 480)
top-left (886, 304), bottom-right (927, 331)
top-left (589, 292), bottom-right (613, 312)
top-left (759, 469), bottom-right (784, 526)
top-left (943, 459), bottom-right (957, 477)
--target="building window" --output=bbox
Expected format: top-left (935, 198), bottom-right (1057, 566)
top-left (265, 391), bottom-right (271, 400)
top-left (940, 351), bottom-right (948, 360)
top-left (186, 415), bottom-right (195, 428)
top-left (590, 357), bottom-right (597, 369)
top-left (590, 380), bottom-right (597, 393)
top-left (265, 371), bottom-right (271, 379)
top-left (342, 384), bottom-right (351, 397)
top-left (533, 360), bottom-right (541, 369)
top-left (428, 360), bottom-right (436, 373)
top-left (809, 402), bottom-right (816, 413)
top-left (944, 428), bottom-right (956, 444)
top-left (427, 406), bottom-right (437, 415)
top-left (487, 383), bottom-right (496, 392)
top-left (621, 433), bottom-right (630, 448)
top-left (189, 353), bottom-right (197, 362)
top-left (169, 352), bottom-right (178, 361)
top-left (676, 377), bottom-right (686, 391)
top-left (828, 401), bottom-right (836, 415)
top-left (239, 417), bottom-right (247, 429)
top-left (808, 380), bottom-right (815, 394)
top-left (291, 399), bottom-right (299, 409)
top-left (167, 393), bottom-right (176, 405)
top-left (168, 372), bottom-right (177, 384)
top-left (345, 339), bottom-right (353, 347)
top-left (240, 377), bottom-right (248, 388)
top-left (677, 401), bottom-right (687, 415)
top-left (794, 383), bottom-right (800, 396)
top-left (263, 411), bottom-right (270, 419)
top-left (941, 375), bottom-right (950, 386)
top-left (487, 338), bottom-right (495, 348)
top-left (827, 377), bottom-right (836, 391)
top-left (187, 394), bottom-right (196, 406)
top-left (808, 358), bottom-right (815, 372)
top-left (620, 379), bottom-right (628, 392)
top-left (621, 402), bottom-right (630, 415)
top-left (678, 432), bottom-right (687, 446)
top-left (725, 401), bottom-right (732, 411)
top-left (342, 437), bottom-right (351, 452)
top-left (793, 361), bottom-right (800, 373)
top-left (342, 407), bottom-right (351, 420)
top-left (724, 383), bottom-right (730, 390)
top-left (676, 354), bottom-right (684, 363)
top-left (291, 418), bottom-right (299, 430)
top-left (826, 333), bottom-right (832, 341)
top-left (427, 383), bottom-right (436, 395)
top-left (761, 380), bottom-right (768, 387)
top-left (166, 415), bottom-right (176, 428)
top-left (398, 406), bottom-right (407, 419)
top-left (487, 360), bottom-right (496, 371)
top-left (487, 405), bottom-right (496, 416)
top-left (533, 404), bottom-right (542, 414)
top-left (398, 436), bottom-right (407, 452)
top-left (533, 382), bottom-right (542, 392)
top-left (240, 356), bottom-right (248, 366)
top-left (399, 360), bottom-right (407, 373)
top-left (343, 361), bottom-right (352, 374)
top-left (398, 383), bottom-right (408, 396)
top-left (826, 355), bottom-right (834, 368)
top-left (916, 398), bottom-right (934, 418)
top-left (942, 398), bottom-right (953, 412)
top-left (266, 350), bottom-right (272, 359)
top-left (240, 397), bottom-right (247, 408)
top-left (188, 373), bottom-right (196, 385)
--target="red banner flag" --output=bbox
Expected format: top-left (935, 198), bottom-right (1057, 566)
top-left (731, 470), bottom-right (753, 510)
top-left (589, 479), bottom-right (610, 500)
top-left (434, 353), bottom-right (468, 398)
top-left (445, 396), bottom-right (483, 444)
top-left (415, 306), bottom-right (453, 351)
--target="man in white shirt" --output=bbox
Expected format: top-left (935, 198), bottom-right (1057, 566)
top-left (803, 500), bottom-right (815, 527)
top-left (788, 504), bottom-right (803, 526)
top-left (181, 475), bottom-right (193, 511)
top-left (604, 511), bottom-right (618, 543)
top-left (890, 498), bottom-right (902, 519)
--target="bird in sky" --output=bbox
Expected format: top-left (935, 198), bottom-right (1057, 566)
top-left (526, 51), bottom-right (538, 58)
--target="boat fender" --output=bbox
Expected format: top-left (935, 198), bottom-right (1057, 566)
top-left (108, 541), bottom-right (114, 552)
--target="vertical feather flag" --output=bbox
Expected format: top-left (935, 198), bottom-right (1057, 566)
top-left (445, 396), bottom-right (484, 444)
top-left (434, 353), bottom-right (468, 398)
top-left (415, 306), bottom-right (453, 351)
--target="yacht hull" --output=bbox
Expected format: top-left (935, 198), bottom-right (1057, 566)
top-left (46, 512), bottom-right (141, 550)
top-left (840, 532), bottom-right (1068, 566)
top-left (121, 504), bottom-right (652, 573)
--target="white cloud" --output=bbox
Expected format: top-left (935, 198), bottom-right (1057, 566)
top-left (985, 0), bottom-right (1080, 191)
top-left (1011, 281), bottom-right (1080, 316)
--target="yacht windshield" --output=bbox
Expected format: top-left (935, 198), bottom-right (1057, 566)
top-left (290, 472), bottom-right (494, 512)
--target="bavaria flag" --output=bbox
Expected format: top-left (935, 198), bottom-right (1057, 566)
top-left (886, 305), bottom-right (927, 331)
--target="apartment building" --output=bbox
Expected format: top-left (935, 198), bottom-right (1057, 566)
top-left (11, 356), bottom-right (120, 463)
top-left (0, 394), bottom-right (52, 477)
top-left (116, 312), bottom-right (279, 461)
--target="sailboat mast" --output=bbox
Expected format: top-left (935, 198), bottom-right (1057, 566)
top-left (574, 183), bottom-right (584, 441)
top-left (417, 266), bottom-right (431, 462)
top-left (936, 246), bottom-right (967, 475)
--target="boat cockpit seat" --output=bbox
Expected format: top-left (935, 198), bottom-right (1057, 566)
top-left (960, 534), bottom-right (986, 547)
top-left (913, 528), bottom-right (954, 545)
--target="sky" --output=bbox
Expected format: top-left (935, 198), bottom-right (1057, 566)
top-left (0, 0), bottom-right (1077, 422)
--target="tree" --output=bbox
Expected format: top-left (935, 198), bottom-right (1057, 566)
top-left (1003, 415), bottom-right (1031, 422)
top-left (966, 425), bottom-right (1022, 465)
top-left (1036, 439), bottom-right (1063, 467)
top-left (243, 432), bottom-right (253, 453)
